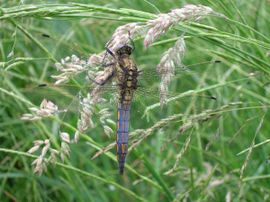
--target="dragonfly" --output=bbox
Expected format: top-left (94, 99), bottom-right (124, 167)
top-left (53, 31), bottom-right (140, 174)
top-left (92, 42), bottom-right (140, 174)
top-left (25, 32), bottom-right (220, 174)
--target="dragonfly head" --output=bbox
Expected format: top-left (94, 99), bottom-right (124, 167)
top-left (115, 44), bottom-right (134, 56)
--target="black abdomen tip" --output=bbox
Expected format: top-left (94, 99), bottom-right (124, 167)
top-left (119, 163), bottom-right (125, 175)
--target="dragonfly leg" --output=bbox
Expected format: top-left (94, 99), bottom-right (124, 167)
top-left (87, 75), bottom-right (106, 85)
top-left (101, 48), bottom-right (115, 64)
top-left (105, 47), bottom-right (116, 58)
top-left (88, 64), bottom-right (115, 86)
top-left (102, 38), bottom-right (114, 62)
top-left (101, 47), bottom-right (116, 72)
top-left (102, 62), bottom-right (116, 68)
top-left (87, 73), bottom-right (115, 86)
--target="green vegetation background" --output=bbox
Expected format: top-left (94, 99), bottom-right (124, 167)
top-left (1, 0), bottom-right (270, 201)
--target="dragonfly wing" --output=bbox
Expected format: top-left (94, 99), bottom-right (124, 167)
top-left (138, 59), bottom-right (221, 82)
top-left (132, 60), bottom-right (221, 104)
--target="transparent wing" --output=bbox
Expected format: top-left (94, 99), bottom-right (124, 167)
top-left (24, 57), bottom-right (220, 114)
top-left (24, 81), bottom-right (117, 112)
top-left (138, 60), bottom-right (221, 84)
top-left (135, 59), bottom-right (221, 100)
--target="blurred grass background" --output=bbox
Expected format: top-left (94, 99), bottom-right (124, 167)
top-left (1, 0), bottom-right (270, 201)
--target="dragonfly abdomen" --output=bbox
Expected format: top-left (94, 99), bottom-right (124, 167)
top-left (116, 103), bottom-right (131, 174)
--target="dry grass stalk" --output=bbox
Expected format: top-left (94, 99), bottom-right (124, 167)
top-left (164, 129), bottom-right (192, 175)
top-left (92, 102), bottom-right (242, 160)
top-left (240, 114), bottom-right (265, 180)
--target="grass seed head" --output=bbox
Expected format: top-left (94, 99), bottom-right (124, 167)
top-left (107, 22), bottom-right (144, 53)
top-left (21, 99), bottom-right (59, 121)
top-left (144, 4), bottom-right (214, 47)
top-left (158, 37), bottom-right (186, 105)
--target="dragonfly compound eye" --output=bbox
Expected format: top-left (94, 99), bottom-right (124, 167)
top-left (116, 45), bottom-right (134, 56)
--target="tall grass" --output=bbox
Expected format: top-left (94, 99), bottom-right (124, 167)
top-left (1, 0), bottom-right (270, 201)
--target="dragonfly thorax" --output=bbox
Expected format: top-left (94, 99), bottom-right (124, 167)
top-left (115, 57), bottom-right (138, 105)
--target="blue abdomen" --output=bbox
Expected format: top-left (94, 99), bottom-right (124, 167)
top-left (116, 103), bottom-right (131, 174)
